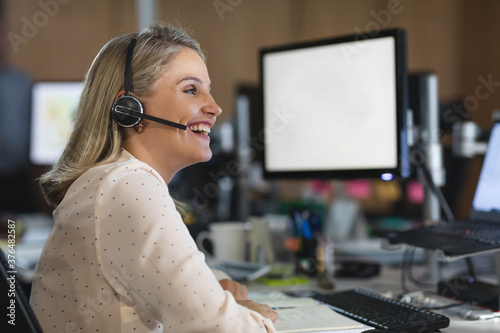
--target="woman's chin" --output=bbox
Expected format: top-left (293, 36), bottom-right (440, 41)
top-left (200, 151), bottom-right (213, 163)
top-left (191, 150), bottom-right (213, 165)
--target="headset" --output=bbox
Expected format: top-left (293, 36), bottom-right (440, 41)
top-left (110, 37), bottom-right (187, 130)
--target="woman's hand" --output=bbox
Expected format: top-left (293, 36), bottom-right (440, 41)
top-left (219, 278), bottom-right (247, 300)
top-left (237, 300), bottom-right (279, 322)
top-left (219, 279), bottom-right (278, 321)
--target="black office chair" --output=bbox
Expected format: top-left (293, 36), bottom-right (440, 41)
top-left (0, 250), bottom-right (43, 333)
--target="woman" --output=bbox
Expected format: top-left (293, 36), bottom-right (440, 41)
top-left (30, 23), bottom-right (277, 332)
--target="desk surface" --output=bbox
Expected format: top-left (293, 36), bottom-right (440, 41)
top-left (7, 215), bottom-right (500, 332)
top-left (246, 266), bottom-right (500, 333)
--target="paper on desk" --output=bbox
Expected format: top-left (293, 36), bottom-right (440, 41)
top-left (248, 290), bottom-right (318, 308)
top-left (273, 305), bottom-right (364, 332)
top-left (292, 327), bottom-right (372, 333)
top-left (305, 327), bottom-right (372, 333)
top-left (248, 291), bottom-right (365, 333)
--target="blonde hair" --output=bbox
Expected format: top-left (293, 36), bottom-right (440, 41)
top-left (40, 23), bottom-right (205, 206)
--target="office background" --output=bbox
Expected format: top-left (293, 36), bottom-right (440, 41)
top-left (4, 0), bottom-right (500, 219)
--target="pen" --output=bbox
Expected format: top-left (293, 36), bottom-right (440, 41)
top-left (271, 306), bottom-right (297, 310)
top-left (293, 211), bottom-right (302, 238)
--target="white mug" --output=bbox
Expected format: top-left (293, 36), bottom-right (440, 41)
top-left (196, 222), bottom-right (249, 262)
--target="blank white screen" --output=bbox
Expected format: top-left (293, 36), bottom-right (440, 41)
top-left (263, 36), bottom-right (398, 172)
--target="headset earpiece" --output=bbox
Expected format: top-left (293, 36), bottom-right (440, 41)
top-left (111, 37), bottom-right (143, 128)
top-left (111, 94), bottom-right (144, 127)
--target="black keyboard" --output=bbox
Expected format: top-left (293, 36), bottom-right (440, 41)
top-left (312, 288), bottom-right (450, 333)
top-left (385, 220), bottom-right (500, 256)
top-left (428, 221), bottom-right (500, 245)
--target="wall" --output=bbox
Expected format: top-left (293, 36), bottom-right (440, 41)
top-left (453, 0), bottom-right (500, 217)
top-left (6, 0), bottom-right (474, 118)
top-left (4, 0), bottom-right (500, 217)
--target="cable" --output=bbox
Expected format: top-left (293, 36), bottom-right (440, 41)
top-left (400, 246), bottom-right (438, 293)
top-left (418, 163), bottom-right (454, 223)
top-left (465, 257), bottom-right (478, 281)
top-left (401, 247), bottom-right (416, 294)
top-left (423, 303), bottom-right (468, 311)
top-left (418, 157), bottom-right (478, 280)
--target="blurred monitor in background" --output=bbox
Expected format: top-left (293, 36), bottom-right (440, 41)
top-left (29, 81), bottom-right (82, 166)
top-left (0, 0), bottom-right (34, 213)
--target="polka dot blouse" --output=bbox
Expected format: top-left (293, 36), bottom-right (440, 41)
top-left (30, 150), bottom-right (275, 333)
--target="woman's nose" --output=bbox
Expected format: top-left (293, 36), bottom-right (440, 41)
top-left (204, 94), bottom-right (222, 116)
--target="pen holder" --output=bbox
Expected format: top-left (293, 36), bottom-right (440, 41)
top-left (295, 236), bottom-right (318, 277)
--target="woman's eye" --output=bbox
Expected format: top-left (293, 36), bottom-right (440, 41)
top-left (184, 87), bottom-right (197, 95)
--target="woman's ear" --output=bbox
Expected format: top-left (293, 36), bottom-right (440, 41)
top-left (114, 89), bottom-right (126, 102)
top-left (114, 90), bottom-right (141, 102)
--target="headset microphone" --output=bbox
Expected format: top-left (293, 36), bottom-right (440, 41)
top-left (111, 37), bottom-right (187, 131)
top-left (113, 102), bottom-right (187, 130)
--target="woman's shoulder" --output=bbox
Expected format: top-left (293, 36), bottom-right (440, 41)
top-left (69, 150), bottom-right (167, 196)
top-left (104, 150), bottom-right (159, 177)
top-left (93, 149), bottom-right (158, 176)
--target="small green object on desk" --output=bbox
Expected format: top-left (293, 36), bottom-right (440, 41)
top-left (256, 276), bottom-right (310, 286)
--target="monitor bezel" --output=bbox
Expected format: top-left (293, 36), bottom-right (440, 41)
top-left (259, 28), bottom-right (409, 180)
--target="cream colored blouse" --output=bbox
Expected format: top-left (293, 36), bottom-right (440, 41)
top-left (30, 150), bottom-right (275, 332)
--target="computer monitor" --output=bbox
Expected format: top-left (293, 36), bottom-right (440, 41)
top-left (29, 81), bottom-right (83, 165)
top-left (259, 28), bottom-right (410, 180)
top-left (470, 121), bottom-right (500, 223)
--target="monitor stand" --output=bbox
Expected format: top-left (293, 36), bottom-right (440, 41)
top-left (415, 73), bottom-right (447, 285)
top-left (496, 252), bottom-right (500, 285)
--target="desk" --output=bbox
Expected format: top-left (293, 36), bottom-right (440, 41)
top-left (246, 265), bottom-right (500, 333)
top-left (6, 215), bottom-right (500, 332)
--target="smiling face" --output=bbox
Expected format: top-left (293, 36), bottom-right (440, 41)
top-left (121, 47), bottom-right (222, 182)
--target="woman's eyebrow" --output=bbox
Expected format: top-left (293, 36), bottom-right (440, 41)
top-left (177, 76), bottom-right (202, 85)
top-left (177, 76), bottom-right (211, 90)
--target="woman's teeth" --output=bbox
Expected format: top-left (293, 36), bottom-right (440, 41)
top-left (189, 124), bottom-right (211, 135)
